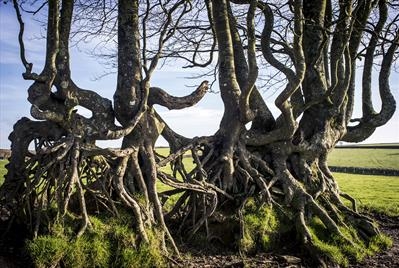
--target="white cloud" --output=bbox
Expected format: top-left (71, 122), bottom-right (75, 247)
top-left (160, 106), bottom-right (223, 119)
top-left (157, 106), bottom-right (223, 143)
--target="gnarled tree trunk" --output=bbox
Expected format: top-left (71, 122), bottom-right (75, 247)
top-left (0, 0), bottom-right (397, 266)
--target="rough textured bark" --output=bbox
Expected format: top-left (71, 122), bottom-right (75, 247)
top-left (0, 0), bottom-right (397, 266)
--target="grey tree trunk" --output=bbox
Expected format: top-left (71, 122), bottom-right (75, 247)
top-left (0, 0), bottom-right (397, 266)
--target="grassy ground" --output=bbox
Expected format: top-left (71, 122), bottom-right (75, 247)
top-left (1, 152), bottom-right (398, 216)
top-left (328, 148), bottom-right (399, 170)
top-left (161, 146), bottom-right (399, 170)
top-left (335, 173), bottom-right (399, 216)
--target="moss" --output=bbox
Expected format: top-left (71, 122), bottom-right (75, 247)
top-left (90, 215), bottom-right (111, 235)
top-left (88, 235), bottom-right (112, 267)
top-left (0, 160), bottom-right (7, 186)
top-left (240, 230), bottom-right (256, 253)
top-left (112, 228), bottom-right (165, 268)
top-left (239, 198), bottom-right (280, 253)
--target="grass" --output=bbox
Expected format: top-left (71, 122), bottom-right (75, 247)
top-left (0, 159), bottom-right (6, 185)
top-left (0, 148), bottom-right (398, 266)
top-left (1, 149), bottom-right (399, 217)
top-left (308, 217), bottom-right (392, 267)
top-left (334, 173), bottom-right (399, 216)
top-left (328, 148), bottom-right (399, 170)
top-left (342, 143), bottom-right (399, 147)
top-left (1, 151), bottom-right (398, 217)
top-left (240, 198), bottom-right (280, 253)
top-left (156, 148), bottom-right (195, 193)
top-left (27, 210), bottom-right (165, 268)
top-left (155, 147), bottom-right (170, 157)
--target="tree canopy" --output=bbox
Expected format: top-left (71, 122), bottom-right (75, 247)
top-left (0, 0), bottom-right (398, 266)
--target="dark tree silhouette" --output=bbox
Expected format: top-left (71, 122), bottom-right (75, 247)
top-left (0, 0), bottom-right (397, 266)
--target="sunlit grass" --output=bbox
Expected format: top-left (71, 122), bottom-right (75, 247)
top-left (335, 173), bottom-right (399, 216)
top-left (328, 148), bottom-right (399, 170)
top-left (156, 149), bottom-right (195, 193)
top-left (0, 159), bottom-right (6, 185)
top-left (26, 210), bottom-right (165, 268)
top-left (1, 152), bottom-right (398, 217)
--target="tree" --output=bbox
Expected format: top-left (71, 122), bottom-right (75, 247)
top-left (0, 0), bottom-right (397, 266)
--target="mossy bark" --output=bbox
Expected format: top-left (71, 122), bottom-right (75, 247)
top-left (0, 0), bottom-right (397, 267)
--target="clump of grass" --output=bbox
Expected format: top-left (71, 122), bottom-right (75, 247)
top-left (111, 217), bottom-right (165, 268)
top-left (368, 233), bottom-right (393, 252)
top-left (66, 233), bottom-right (111, 268)
top-left (26, 235), bottom-right (69, 268)
top-left (26, 210), bottom-right (165, 268)
top-left (118, 239), bottom-right (165, 268)
top-left (239, 198), bottom-right (280, 253)
top-left (308, 216), bottom-right (393, 267)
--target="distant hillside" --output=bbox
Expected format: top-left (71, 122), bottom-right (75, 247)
top-left (329, 146), bottom-right (399, 170)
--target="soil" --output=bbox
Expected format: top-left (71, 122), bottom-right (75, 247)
top-left (1, 213), bottom-right (398, 268)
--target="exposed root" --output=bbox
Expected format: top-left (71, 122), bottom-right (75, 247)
top-left (113, 156), bottom-right (150, 243)
top-left (340, 192), bottom-right (358, 212)
top-left (0, 118), bottom-right (386, 266)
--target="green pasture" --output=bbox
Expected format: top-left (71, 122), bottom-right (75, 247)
top-left (1, 146), bottom-right (398, 216)
top-left (158, 146), bottom-right (399, 170)
top-left (159, 146), bottom-right (399, 170)
top-left (335, 173), bottom-right (399, 216)
top-left (328, 147), bottom-right (399, 170)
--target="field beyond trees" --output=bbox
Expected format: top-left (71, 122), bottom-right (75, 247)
top-left (334, 173), bottom-right (399, 217)
top-left (1, 145), bottom-right (399, 216)
top-left (155, 146), bottom-right (399, 217)
top-left (328, 146), bottom-right (399, 170)
top-left (0, 145), bottom-right (398, 267)
top-left (1, 0), bottom-right (398, 267)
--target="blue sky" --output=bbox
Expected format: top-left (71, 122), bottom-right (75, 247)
top-left (0, 3), bottom-right (398, 149)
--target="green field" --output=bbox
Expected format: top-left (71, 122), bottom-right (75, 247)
top-left (160, 146), bottom-right (399, 170)
top-left (335, 173), bottom-right (399, 216)
top-left (1, 146), bottom-right (399, 216)
top-left (328, 147), bottom-right (399, 170)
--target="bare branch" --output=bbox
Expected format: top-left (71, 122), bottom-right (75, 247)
top-left (148, 80), bottom-right (209, 109)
